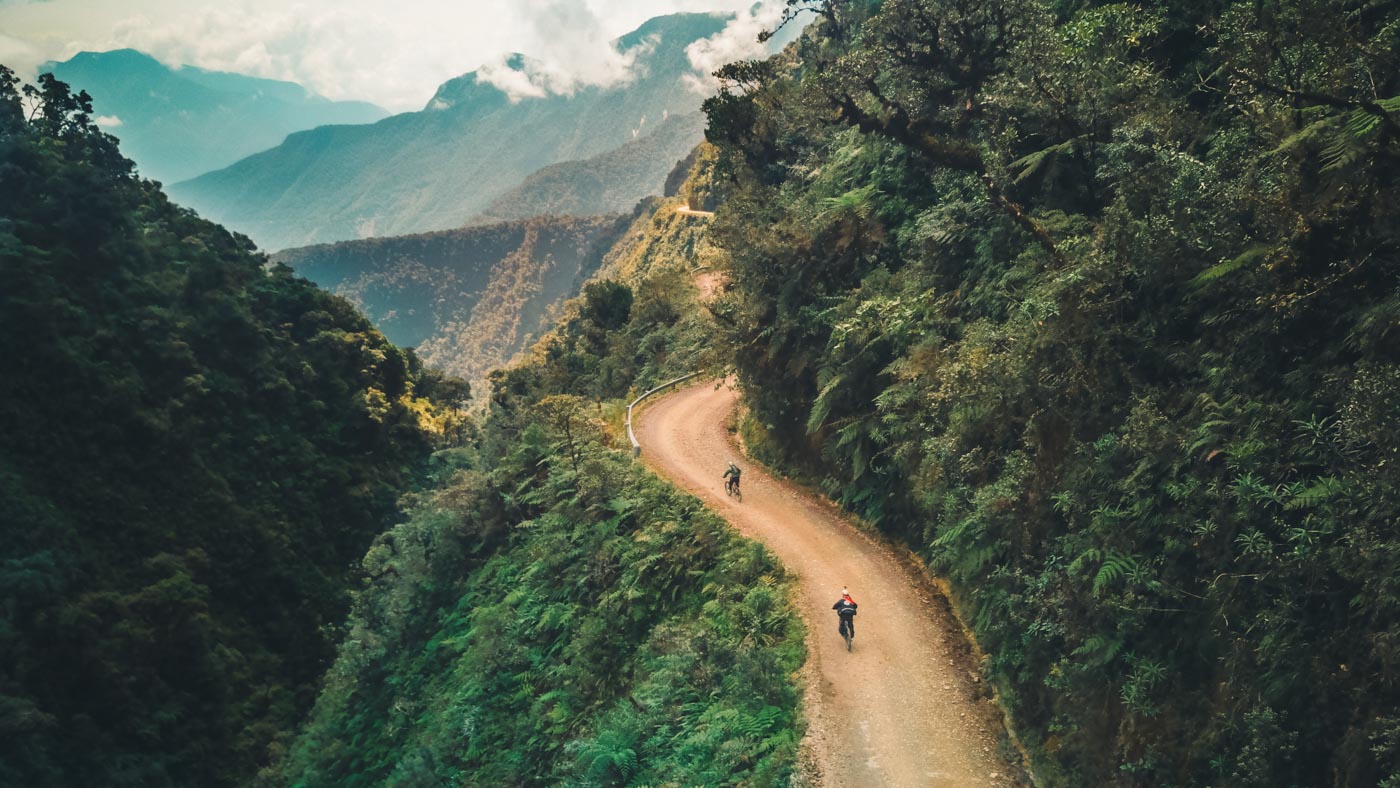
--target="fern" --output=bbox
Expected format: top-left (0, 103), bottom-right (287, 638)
top-left (1284, 476), bottom-right (1344, 510)
top-left (1093, 554), bottom-right (1139, 595)
top-left (1072, 634), bottom-right (1124, 666)
top-left (1010, 138), bottom-right (1082, 184)
top-left (1190, 244), bottom-right (1270, 289)
top-left (806, 371), bottom-right (846, 434)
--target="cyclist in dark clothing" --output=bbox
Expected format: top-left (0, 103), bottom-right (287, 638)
top-left (722, 461), bottom-right (742, 495)
top-left (833, 588), bottom-right (857, 640)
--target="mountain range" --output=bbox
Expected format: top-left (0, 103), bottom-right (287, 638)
top-left (273, 213), bottom-right (630, 389)
top-left (45, 49), bottom-right (387, 183)
top-left (170, 13), bottom-right (728, 251)
top-left (468, 111), bottom-right (707, 225)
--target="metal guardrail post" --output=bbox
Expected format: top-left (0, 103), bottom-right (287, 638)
top-left (626, 372), bottom-right (702, 458)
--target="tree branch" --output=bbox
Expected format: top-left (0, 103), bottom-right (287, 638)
top-left (832, 91), bottom-right (1069, 268)
top-left (1234, 71), bottom-right (1400, 138)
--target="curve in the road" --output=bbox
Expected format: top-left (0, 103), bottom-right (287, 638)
top-left (635, 380), bottom-right (1025, 787)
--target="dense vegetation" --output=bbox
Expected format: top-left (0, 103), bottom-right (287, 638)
top-left (48, 49), bottom-right (386, 184)
top-left (276, 214), bottom-right (630, 393)
top-left (169, 13), bottom-right (731, 250)
top-left (0, 69), bottom-right (463, 786)
top-left (490, 191), bottom-right (726, 407)
top-left (703, 0), bottom-right (1400, 784)
top-left (278, 426), bottom-right (802, 786)
top-left (276, 186), bottom-right (803, 785)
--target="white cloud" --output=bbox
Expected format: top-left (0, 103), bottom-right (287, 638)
top-left (0, 31), bottom-right (43, 81)
top-left (94, 114), bottom-right (122, 127)
top-left (0, 0), bottom-right (771, 111)
top-left (475, 0), bottom-right (662, 102)
top-left (683, 1), bottom-right (785, 95)
top-left (476, 58), bottom-right (549, 102)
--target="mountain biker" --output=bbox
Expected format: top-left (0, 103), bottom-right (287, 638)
top-left (833, 587), bottom-right (857, 641)
top-left (722, 460), bottom-right (741, 494)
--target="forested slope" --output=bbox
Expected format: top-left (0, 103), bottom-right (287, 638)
top-left (275, 214), bottom-right (630, 393)
top-left (0, 71), bottom-right (464, 786)
top-left (702, 1), bottom-right (1400, 784)
top-left (275, 173), bottom-right (804, 785)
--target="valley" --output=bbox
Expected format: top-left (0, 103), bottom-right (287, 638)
top-left (3, 0), bottom-right (1399, 785)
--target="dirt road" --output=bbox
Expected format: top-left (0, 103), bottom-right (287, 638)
top-left (636, 381), bottom-right (1024, 787)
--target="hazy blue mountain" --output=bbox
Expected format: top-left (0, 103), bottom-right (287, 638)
top-left (468, 111), bottom-right (706, 225)
top-left (45, 49), bottom-right (388, 183)
top-left (169, 13), bottom-right (730, 251)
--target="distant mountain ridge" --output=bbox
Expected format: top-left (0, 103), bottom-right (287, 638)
top-left (169, 13), bottom-right (730, 251)
top-left (274, 214), bottom-right (630, 389)
top-left (468, 111), bottom-right (706, 225)
top-left (45, 49), bottom-right (388, 183)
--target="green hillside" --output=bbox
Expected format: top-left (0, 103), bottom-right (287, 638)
top-left (274, 214), bottom-right (631, 393)
top-left (169, 14), bottom-right (730, 251)
top-left (273, 157), bottom-right (803, 785)
top-left (701, 1), bottom-right (1400, 784)
top-left (469, 112), bottom-right (707, 225)
top-left (0, 69), bottom-right (463, 786)
top-left (46, 49), bottom-right (387, 183)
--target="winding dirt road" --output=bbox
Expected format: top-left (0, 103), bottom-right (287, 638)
top-left (636, 381), bottom-right (1025, 787)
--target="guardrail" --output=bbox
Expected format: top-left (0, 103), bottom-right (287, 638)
top-left (626, 372), bottom-right (703, 457)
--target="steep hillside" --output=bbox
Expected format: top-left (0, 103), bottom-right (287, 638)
top-left (703, 1), bottom-right (1400, 785)
top-left (0, 71), bottom-right (462, 786)
top-left (274, 214), bottom-right (630, 391)
top-left (169, 13), bottom-right (729, 251)
top-left (46, 49), bottom-right (387, 183)
top-left (468, 111), bottom-right (706, 225)
top-left (272, 155), bottom-right (804, 785)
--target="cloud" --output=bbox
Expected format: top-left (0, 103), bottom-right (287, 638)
top-left (0, 0), bottom-right (774, 111)
top-left (106, 4), bottom-right (433, 107)
top-left (94, 114), bottom-right (121, 127)
top-left (683, 1), bottom-right (784, 95)
top-left (0, 31), bottom-right (43, 80)
top-left (475, 0), bottom-right (660, 102)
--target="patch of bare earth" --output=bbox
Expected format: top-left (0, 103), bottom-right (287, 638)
top-left (692, 270), bottom-right (726, 302)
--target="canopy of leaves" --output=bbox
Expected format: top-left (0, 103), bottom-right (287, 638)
top-left (0, 68), bottom-right (464, 787)
top-left (703, 0), bottom-right (1400, 784)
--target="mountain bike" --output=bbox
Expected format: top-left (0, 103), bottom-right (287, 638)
top-left (725, 477), bottom-right (742, 502)
top-left (839, 616), bottom-right (853, 652)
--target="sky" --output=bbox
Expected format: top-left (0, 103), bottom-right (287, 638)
top-left (0, 0), bottom-right (784, 111)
